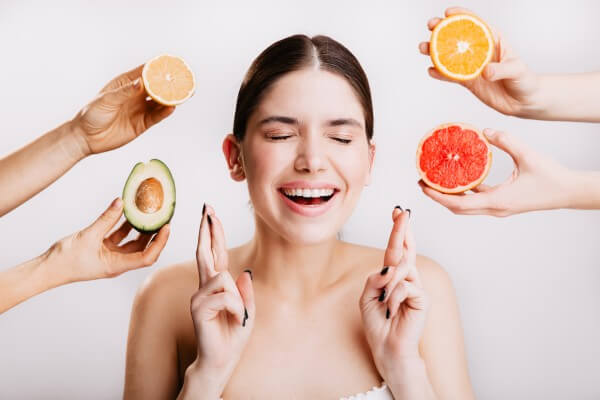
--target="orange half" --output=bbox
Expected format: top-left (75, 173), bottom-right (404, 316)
top-left (430, 14), bottom-right (495, 81)
top-left (142, 54), bottom-right (196, 106)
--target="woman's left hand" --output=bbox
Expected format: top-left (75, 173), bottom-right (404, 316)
top-left (359, 207), bottom-right (428, 378)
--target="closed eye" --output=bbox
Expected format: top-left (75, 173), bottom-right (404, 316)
top-left (332, 137), bottom-right (352, 144)
top-left (269, 135), bottom-right (292, 141)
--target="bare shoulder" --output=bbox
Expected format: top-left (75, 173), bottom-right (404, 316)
top-left (131, 261), bottom-right (198, 327)
top-left (415, 255), bottom-right (454, 293)
top-left (341, 242), bottom-right (452, 287)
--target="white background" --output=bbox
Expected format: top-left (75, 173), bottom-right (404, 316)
top-left (1, 1), bottom-right (599, 399)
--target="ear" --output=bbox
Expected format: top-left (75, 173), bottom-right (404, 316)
top-left (222, 134), bottom-right (246, 182)
top-left (365, 140), bottom-right (376, 186)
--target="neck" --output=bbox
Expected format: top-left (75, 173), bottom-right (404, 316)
top-left (245, 215), bottom-right (347, 303)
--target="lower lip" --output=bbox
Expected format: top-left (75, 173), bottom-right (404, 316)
top-left (277, 190), bottom-right (338, 217)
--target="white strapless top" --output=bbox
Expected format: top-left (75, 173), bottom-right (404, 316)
top-left (220, 382), bottom-right (394, 399)
top-left (339, 382), bottom-right (393, 400)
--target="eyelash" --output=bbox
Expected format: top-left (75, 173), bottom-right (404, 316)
top-left (268, 135), bottom-right (352, 144)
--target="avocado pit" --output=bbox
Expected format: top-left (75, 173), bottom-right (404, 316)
top-left (135, 178), bottom-right (164, 214)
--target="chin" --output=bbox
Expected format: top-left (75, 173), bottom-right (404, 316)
top-left (279, 223), bottom-right (340, 245)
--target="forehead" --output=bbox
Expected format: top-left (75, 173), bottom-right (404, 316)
top-left (253, 68), bottom-right (365, 124)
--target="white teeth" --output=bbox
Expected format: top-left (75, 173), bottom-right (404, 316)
top-left (282, 188), bottom-right (335, 198)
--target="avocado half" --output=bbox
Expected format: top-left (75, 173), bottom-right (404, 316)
top-left (122, 159), bottom-right (175, 233)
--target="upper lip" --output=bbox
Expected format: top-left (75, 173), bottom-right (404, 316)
top-left (278, 181), bottom-right (340, 190)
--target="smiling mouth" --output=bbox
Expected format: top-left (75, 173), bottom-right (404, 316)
top-left (279, 188), bottom-right (338, 206)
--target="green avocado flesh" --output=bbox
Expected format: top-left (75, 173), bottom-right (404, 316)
top-left (122, 159), bottom-right (175, 233)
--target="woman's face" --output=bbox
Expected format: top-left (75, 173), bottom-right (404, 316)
top-left (231, 68), bottom-right (375, 245)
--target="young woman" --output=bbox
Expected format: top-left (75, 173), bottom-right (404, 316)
top-left (124, 34), bottom-right (474, 399)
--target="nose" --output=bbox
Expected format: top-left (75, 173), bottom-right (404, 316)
top-left (294, 133), bottom-right (326, 174)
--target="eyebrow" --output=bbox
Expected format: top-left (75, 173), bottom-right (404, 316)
top-left (258, 116), bottom-right (363, 129)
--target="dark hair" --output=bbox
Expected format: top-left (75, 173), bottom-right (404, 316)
top-left (232, 34), bottom-right (374, 141)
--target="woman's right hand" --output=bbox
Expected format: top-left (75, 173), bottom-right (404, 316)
top-left (419, 7), bottom-right (541, 118)
top-left (179, 205), bottom-right (255, 400)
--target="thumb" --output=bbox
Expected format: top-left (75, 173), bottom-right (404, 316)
top-left (102, 78), bottom-right (144, 106)
top-left (483, 58), bottom-right (526, 82)
top-left (88, 198), bottom-right (124, 238)
top-left (483, 129), bottom-right (529, 166)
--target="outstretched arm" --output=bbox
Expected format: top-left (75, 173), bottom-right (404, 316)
top-left (0, 64), bottom-right (174, 217)
top-left (420, 7), bottom-right (600, 122)
top-left (0, 198), bottom-right (169, 314)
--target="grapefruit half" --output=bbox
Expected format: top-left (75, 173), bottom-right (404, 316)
top-left (417, 123), bottom-right (492, 194)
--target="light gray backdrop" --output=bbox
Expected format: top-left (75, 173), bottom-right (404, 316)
top-left (1, 1), bottom-right (599, 399)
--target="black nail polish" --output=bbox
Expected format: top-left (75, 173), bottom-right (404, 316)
top-left (386, 308), bottom-right (390, 319)
top-left (406, 209), bottom-right (411, 218)
top-left (244, 269), bottom-right (253, 281)
top-left (207, 214), bottom-right (212, 226)
top-left (202, 203), bottom-right (206, 215)
top-left (243, 308), bottom-right (248, 327)
top-left (394, 205), bottom-right (403, 211)
top-left (378, 288), bottom-right (386, 302)
top-left (380, 266), bottom-right (389, 276)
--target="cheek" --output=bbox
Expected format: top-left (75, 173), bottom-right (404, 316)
top-left (334, 145), bottom-right (371, 189)
top-left (244, 141), bottom-right (291, 184)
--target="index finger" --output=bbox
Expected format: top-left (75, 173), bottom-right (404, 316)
top-left (100, 64), bottom-right (144, 93)
top-left (383, 208), bottom-right (410, 267)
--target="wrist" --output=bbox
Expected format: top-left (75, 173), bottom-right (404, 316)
top-left (62, 117), bottom-right (91, 160)
top-left (516, 73), bottom-right (547, 120)
top-left (384, 357), bottom-right (436, 400)
top-left (565, 170), bottom-right (600, 210)
top-left (42, 243), bottom-right (73, 288)
top-left (178, 360), bottom-right (224, 400)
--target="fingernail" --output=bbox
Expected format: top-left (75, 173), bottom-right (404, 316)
top-left (394, 205), bottom-right (403, 211)
top-left (244, 269), bottom-right (253, 281)
top-left (406, 209), bottom-right (411, 218)
top-left (378, 288), bottom-right (386, 302)
top-left (207, 214), bottom-right (212, 226)
top-left (380, 266), bottom-right (389, 275)
top-left (133, 78), bottom-right (141, 89)
top-left (386, 308), bottom-right (390, 319)
top-left (242, 308), bottom-right (248, 327)
top-left (113, 198), bottom-right (123, 209)
top-left (202, 203), bottom-right (206, 215)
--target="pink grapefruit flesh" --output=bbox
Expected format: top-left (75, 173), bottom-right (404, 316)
top-left (417, 123), bottom-right (492, 194)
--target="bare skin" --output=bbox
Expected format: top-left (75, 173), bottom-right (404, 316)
top-left (125, 241), bottom-right (470, 399)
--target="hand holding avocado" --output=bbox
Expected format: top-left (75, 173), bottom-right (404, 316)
top-left (0, 198), bottom-right (170, 313)
top-left (50, 198), bottom-right (170, 283)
